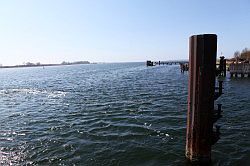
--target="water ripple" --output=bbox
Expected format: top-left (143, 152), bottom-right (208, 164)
top-left (0, 63), bottom-right (249, 165)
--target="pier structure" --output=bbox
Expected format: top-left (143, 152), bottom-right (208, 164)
top-left (186, 34), bottom-right (224, 164)
top-left (146, 60), bottom-right (189, 72)
top-left (146, 60), bottom-right (188, 67)
top-left (229, 63), bottom-right (250, 77)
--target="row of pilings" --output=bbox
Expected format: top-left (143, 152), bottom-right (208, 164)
top-left (146, 60), bottom-right (188, 67)
top-left (229, 63), bottom-right (250, 77)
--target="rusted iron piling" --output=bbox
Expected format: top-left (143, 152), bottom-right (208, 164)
top-left (218, 56), bottom-right (227, 77)
top-left (186, 34), bottom-right (223, 164)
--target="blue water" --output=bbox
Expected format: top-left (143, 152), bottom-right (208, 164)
top-left (0, 63), bottom-right (249, 165)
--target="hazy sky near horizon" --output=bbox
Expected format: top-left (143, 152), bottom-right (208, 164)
top-left (0, 0), bottom-right (249, 65)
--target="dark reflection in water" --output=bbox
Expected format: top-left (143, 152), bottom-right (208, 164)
top-left (0, 63), bottom-right (249, 165)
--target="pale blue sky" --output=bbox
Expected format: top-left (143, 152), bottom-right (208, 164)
top-left (0, 0), bottom-right (249, 65)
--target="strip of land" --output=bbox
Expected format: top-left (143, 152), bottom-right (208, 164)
top-left (0, 61), bottom-right (93, 69)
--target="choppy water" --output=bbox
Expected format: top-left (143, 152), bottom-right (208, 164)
top-left (0, 63), bottom-right (249, 166)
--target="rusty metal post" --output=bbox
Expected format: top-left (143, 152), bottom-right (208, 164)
top-left (219, 56), bottom-right (224, 75)
top-left (186, 34), bottom-right (217, 163)
top-left (223, 59), bottom-right (227, 77)
top-left (218, 81), bottom-right (223, 95)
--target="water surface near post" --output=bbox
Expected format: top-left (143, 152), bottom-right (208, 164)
top-left (0, 63), bottom-right (249, 165)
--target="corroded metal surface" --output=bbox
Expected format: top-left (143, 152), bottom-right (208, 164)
top-left (186, 34), bottom-right (217, 163)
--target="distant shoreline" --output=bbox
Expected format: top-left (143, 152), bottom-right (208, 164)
top-left (0, 61), bottom-right (95, 69)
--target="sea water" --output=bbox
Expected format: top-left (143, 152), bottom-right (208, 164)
top-left (0, 63), bottom-right (249, 165)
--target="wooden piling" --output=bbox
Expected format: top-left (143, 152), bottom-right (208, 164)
top-left (186, 34), bottom-right (217, 164)
top-left (229, 63), bottom-right (250, 77)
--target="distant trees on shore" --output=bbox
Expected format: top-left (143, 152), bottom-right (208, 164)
top-left (0, 60), bottom-right (91, 68)
top-left (233, 48), bottom-right (250, 61)
top-left (25, 62), bottom-right (38, 66)
top-left (61, 61), bottom-right (90, 65)
top-left (23, 61), bottom-right (90, 66)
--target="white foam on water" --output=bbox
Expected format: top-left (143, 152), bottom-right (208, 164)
top-left (0, 88), bottom-right (67, 98)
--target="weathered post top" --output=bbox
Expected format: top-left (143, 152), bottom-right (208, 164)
top-left (186, 34), bottom-right (217, 164)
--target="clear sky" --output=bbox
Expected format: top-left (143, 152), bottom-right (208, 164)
top-left (0, 0), bottom-right (249, 65)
